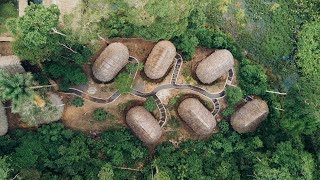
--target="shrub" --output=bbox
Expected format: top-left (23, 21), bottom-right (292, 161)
top-left (222, 106), bottom-right (235, 117)
top-left (71, 97), bottom-right (84, 107)
top-left (225, 86), bottom-right (243, 106)
top-left (92, 108), bottom-right (114, 121)
top-left (114, 72), bottom-right (132, 94)
top-left (143, 97), bottom-right (157, 112)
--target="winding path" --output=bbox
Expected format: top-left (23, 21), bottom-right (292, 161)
top-left (63, 53), bottom-right (234, 127)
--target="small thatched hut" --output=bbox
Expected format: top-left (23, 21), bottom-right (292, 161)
top-left (92, 43), bottom-right (129, 82)
top-left (178, 98), bottom-right (216, 136)
top-left (144, 40), bottom-right (176, 80)
top-left (231, 99), bottom-right (269, 133)
top-left (196, 49), bottom-right (234, 84)
top-left (0, 55), bottom-right (25, 75)
top-left (126, 106), bottom-right (162, 144)
top-left (0, 103), bottom-right (8, 136)
top-left (48, 93), bottom-right (64, 122)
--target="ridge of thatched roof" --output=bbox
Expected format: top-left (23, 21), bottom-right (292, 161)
top-left (178, 98), bottom-right (216, 136)
top-left (231, 99), bottom-right (269, 133)
top-left (144, 40), bottom-right (176, 80)
top-left (0, 55), bottom-right (25, 75)
top-left (126, 106), bottom-right (162, 144)
top-left (0, 103), bottom-right (8, 136)
top-left (92, 42), bottom-right (129, 82)
top-left (196, 49), bottom-right (234, 84)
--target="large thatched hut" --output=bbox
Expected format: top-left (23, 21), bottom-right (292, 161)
top-left (178, 98), bottom-right (216, 136)
top-left (126, 106), bottom-right (162, 144)
top-left (144, 40), bottom-right (176, 80)
top-left (196, 49), bottom-right (234, 84)
top-left (0, 55), bottom-right (25, 75)
top-left (231, 99), bottom-right (269, 133)
top-left (0, 103), bottom-right (8, 136)
top-left (92, 43), bottom-right (129, 82)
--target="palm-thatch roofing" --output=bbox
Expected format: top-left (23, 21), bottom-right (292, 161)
top-left (92, 43), bottom-right (129, 82)
top-left (178, 98), bottom-right (216, 136)
top-left (231, 99), bottom-right (269, 133)
top-left (0, 103), bottom-right (8, 136)
top-left (196, 49), bottom-right (234, 84)
top-left (126, 106), bottom-right (162, 144)
top-left (48, 93), bottom-right (64, 122)
top-left (0, 55), bottom-right (25, 75)
top-left (144, 40), bottom-right (176, 80)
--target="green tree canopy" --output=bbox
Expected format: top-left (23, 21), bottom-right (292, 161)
top-left (98, 163), bottom-right (114, 180)
top-left (0, 70), bottom-right (35, 111)
top-left (0, 156), bottom-right (10, 180)
top-left (6, 4), bottom-right (60, 64)
top-left (295, 18), bottom-right (320, 77)
top-left (281, 77), bottom-right (320, 135)
top-left (239, 59), bottom-right (268, 96)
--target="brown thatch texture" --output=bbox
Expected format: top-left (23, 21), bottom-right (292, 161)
top-left (178, 98), bottom-right (216, 136)
top-left (0, 55), bottom-right (25, 75)
top-left (144, 40), bottom-right (176, 79)
top-left (93, 42), bottom-right (129, 82)
top-left (196, 49), bottom-right (234, 84)
top-left (126, 106), bottom-right (162, 144)
top-left (231, 99), bottom-right (269, 133)
top-left (0, 103), bottom-right (8, 136)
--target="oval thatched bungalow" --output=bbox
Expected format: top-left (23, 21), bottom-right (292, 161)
top-left (126, 106), bottom-right (162, 144)
top-left (0, 103), bottom-right (8, 136)
top-left (178, 98), bottom-right (216, 136)
top-left (231, 99), bottom-right (269, 133)
top-left (92, 42), bottom-right (129, 82)
top-left (196, 49), bottom-right (234, 84)
top-left (144, 40), bottom-right (176, 80)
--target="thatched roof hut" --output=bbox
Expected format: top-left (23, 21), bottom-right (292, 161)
top-left (0, 103), bottom-right (8, 136)
top-left (196, 49), bottom-right (234, 84)
top-left (126, 106), bottom-right (162, 144)
top-left (231, 99), bottom-right (269, 133)
top-left (92, 43), bottom-right (129, 82)
top-left (178, 98), bottom-right (216, 136)
top-left (0, 55), bottom-right (25, 75)
top-left (48, 93), bottom-right (64, 122)
top-left (144, 40), bottom-right (176, 79)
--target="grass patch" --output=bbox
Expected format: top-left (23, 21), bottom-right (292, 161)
top-left (168, 117), bottom-right (180, 129)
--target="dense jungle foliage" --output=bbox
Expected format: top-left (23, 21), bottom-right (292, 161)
top-left (0, 0), bottom-right (319, 179)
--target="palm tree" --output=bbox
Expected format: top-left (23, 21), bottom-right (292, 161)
top-left (0, 70), bottom-right (35, 112)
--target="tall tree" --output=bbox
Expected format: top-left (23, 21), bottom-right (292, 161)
top-left (0, 70), bottom-right (35, 111)
top-left (0, 156), bottom-right (10, 180)
top-left (295, 18), bottom-right (320, 78)
top-left (281, 77), bottom-right (320, 135)
top-left (6, 4), bottom-right (61, 64)
top-left (98, 163), bottom-right (114, 180)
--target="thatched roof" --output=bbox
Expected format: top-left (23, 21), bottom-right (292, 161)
top-left (144, 40), bottom-right (176, 79)
top-left (196, 49), bottom-right (234, 84)
top-left (126, 106), bottom-right (162, 144)
top-left (92, 43), bottom-right (129, 82)
top-left (231, 99), bottom-right (269, 133)
top-left (178, 98), bottom-right (216, 136)
top-left (48, 93), bottom-right (64, 122)
top-left (0, 55), bottom-right (25, 75)
top-left (0, 103), bottom-right (8, 136)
